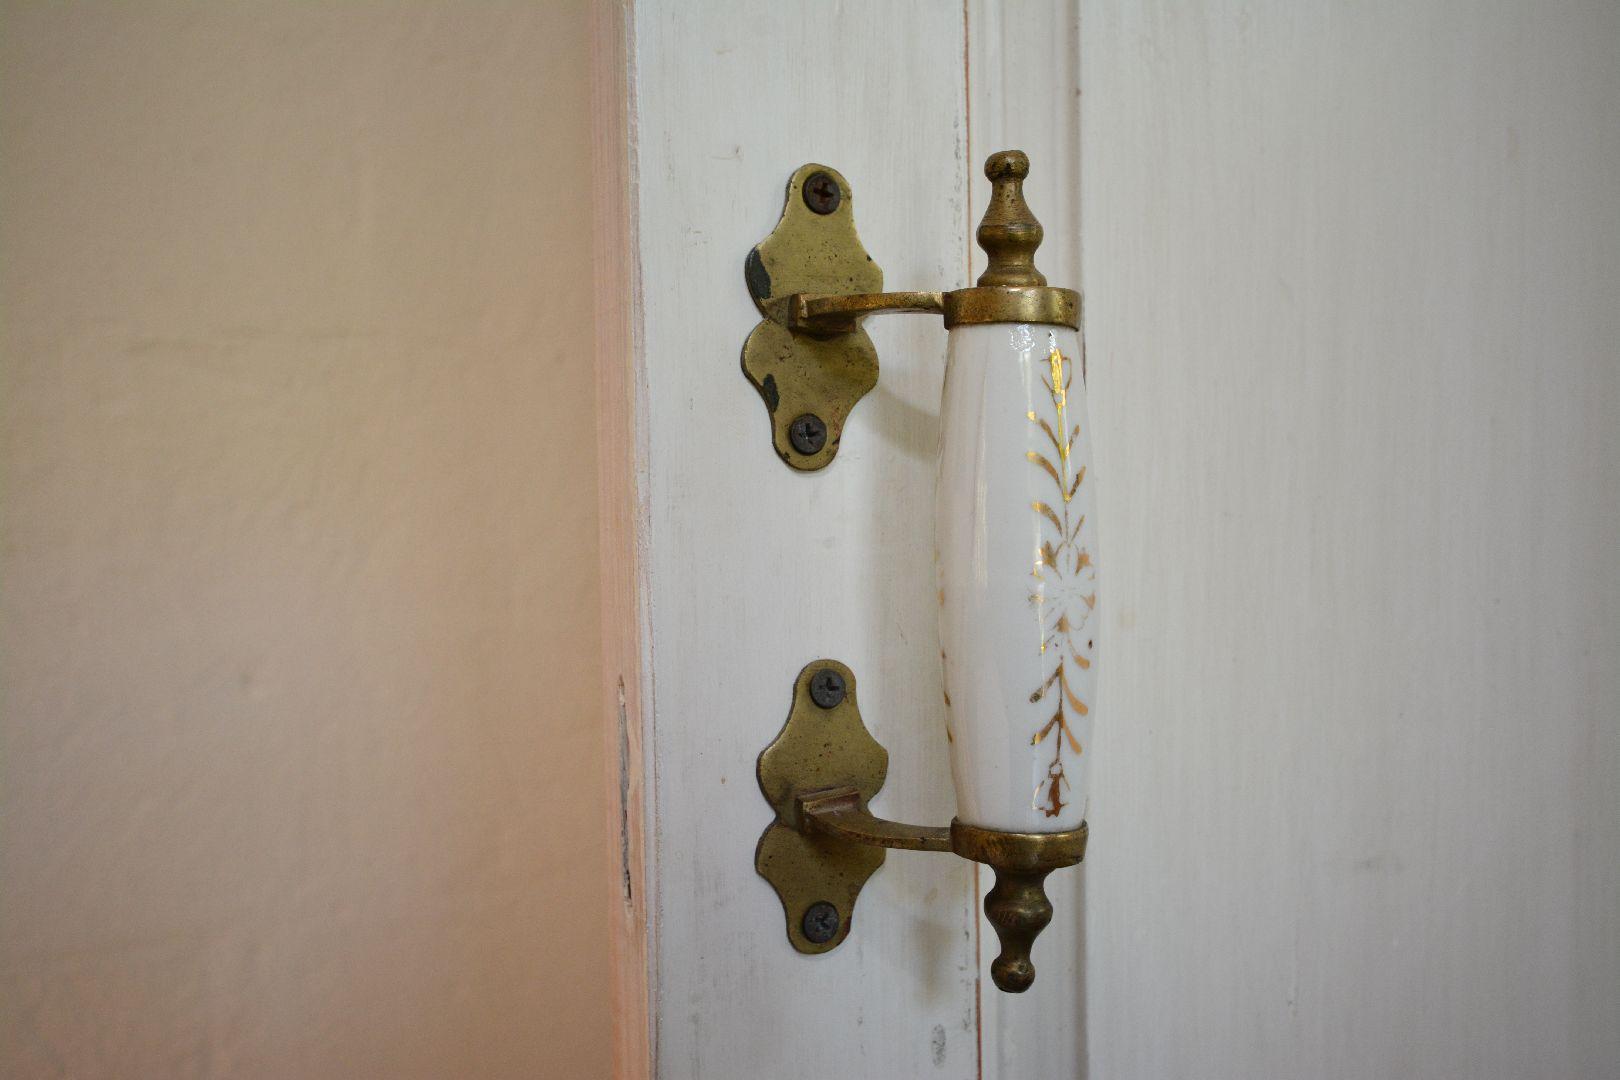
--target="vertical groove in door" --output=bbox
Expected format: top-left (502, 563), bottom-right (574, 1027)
top-left (959, 6), bottom-right (984, 1079)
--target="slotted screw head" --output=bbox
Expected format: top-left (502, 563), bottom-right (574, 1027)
top-left (802, 171), bottom-right (841, 215)
top-left (808, 668), bottom-right (846, 709)
top-left (788, 413), bottom-right (828, 455)
top-left (802, 901), bottom-right (841, 943)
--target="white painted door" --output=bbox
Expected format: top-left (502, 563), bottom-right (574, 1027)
top-left (1080, 4), bottom-right (1619, 1078)
top-left (597, 3), bottom-right (1619, 1079)
top-left (596, 2), bottom-right (1085, 1077)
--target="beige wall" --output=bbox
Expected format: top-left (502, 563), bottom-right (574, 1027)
top-left (0, 3), bottom-right (609, 1077)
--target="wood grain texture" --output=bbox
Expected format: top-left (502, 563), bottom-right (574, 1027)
top-left (592, 2), bottom-right (652, 1077)
top-left (965, 3), bottom-right (1089, 1077)
top-left (621, 3), bottom-right (985, 1077)
top-left (1080, 3), bottom-right (1620, 1078)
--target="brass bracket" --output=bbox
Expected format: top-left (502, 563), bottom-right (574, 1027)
top-left (741, 157), bottom-right (1078, 470)
top-left (742, 165), bottom-right (885, 471)
top-left (754, 660), bottom-right (891, 953)
top-left (755, 659), bottom-right (1088, 991)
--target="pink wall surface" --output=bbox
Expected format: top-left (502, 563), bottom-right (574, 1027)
top-left (0, 3), bottom-right (610, 1076)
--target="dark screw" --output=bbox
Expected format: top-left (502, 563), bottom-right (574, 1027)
top-left (788, 413), bottom-right (828, 455)
top-left (808, 668), bottom-right (846, 709)
top-left (802, 171), bottom-right (841, 215)
top-left (802, 901), bottom-right (841, 943)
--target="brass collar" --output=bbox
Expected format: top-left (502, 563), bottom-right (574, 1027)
top-left (942, 286), bottom-right (1080, 330)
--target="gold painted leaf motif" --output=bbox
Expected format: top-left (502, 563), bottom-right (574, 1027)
top-left (1024, 343), bottom-right (1097, 818)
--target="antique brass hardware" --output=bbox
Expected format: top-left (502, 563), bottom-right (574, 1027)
top-left (741, 152), bottom-right (1079, 469)
top-left (749, 151), bottom-right (1096, 996)
top-left (756, 660), bottom-right (1087, 993)
top-left (754, 660), bottom-right (888, 955)
top-left (741, 164), bottom-right (882, 472)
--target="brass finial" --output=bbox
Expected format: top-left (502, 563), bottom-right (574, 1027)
top-left (950, 818), bottom-right (1087, 993)
top-left (976, 150), bottom-right (1047, 287)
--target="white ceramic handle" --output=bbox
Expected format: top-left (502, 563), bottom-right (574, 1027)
top-left (937, 323), bottom-right (1098, 833)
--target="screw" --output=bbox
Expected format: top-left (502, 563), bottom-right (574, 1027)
top-left (788, 413), bottom-right (828, 455)
top-left (808, 668), bottom-right (846, 709)
top-left (802, 901), bottom-right (841, 943)
top-left (802, 171), bottom-right (841, 215)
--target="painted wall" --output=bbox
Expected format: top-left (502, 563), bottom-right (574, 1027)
top-left (0, 4), bottom-right (609, 1077)
top-left (1082, 2), bottom-right (1620, 1078)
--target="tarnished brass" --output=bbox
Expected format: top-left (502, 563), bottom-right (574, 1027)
top-left (788, 290), bottom-right (945, 335)
top-left (799, 787), bottom-right (952, 852)
top-left (942, 150), bottom-right (1079, 327)
top-left (942, 285), bottom-right (1079, 330)
top-left (783, 278), bottom-right (1081, 336)
top-left (742, 152), bottom-right (1080, 467)
top-left (951, 819), bottom-right (1088, 993)
top-left (755, 660), bottom-right (889, 953)
top-left (756, 661), bottom-right (1087, 991)
top-left (742, 165), bottom-right (883, 471)
top-left (973, 150), bottom-right (1047, 286)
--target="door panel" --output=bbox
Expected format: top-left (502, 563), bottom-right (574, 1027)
top-left (604, 3), bottom-right (990, 1077)
top-left (599, 3), bottom-right (1619, 1079)
top-left (1080, 3), bottom-right (1620, 1078)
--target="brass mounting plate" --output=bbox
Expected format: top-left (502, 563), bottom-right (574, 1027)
top-left (754, 659), bottom-right (888, 953)
top-left (742, 164), bottom-right (882, 471)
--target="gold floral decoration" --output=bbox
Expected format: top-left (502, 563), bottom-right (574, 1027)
top-left (1026, 345), bottom-right (1097, 817)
